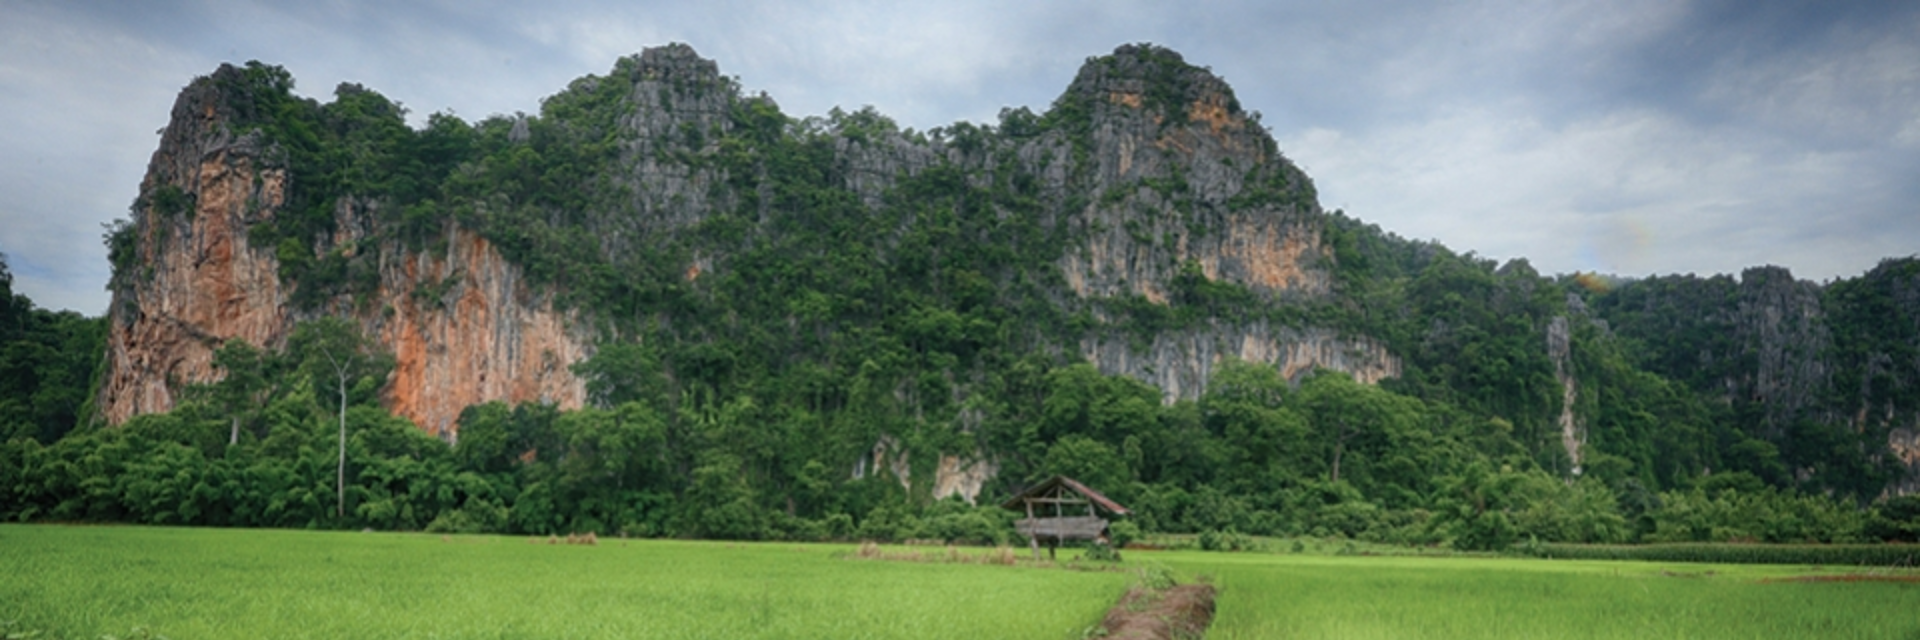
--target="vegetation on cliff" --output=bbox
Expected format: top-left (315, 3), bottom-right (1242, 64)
top-left (6, 44), bottom-right (1920, 547)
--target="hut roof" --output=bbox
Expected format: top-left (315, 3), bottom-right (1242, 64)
top-left (999, 475), bottom-right (1131, 516)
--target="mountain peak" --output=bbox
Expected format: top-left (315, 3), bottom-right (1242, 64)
top-left (621, 42), bottom-right (721, 84)
top-left (1064, 43), bottom-right (1245, 126)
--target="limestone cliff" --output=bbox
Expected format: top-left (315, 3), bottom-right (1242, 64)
top-left (91, 43), bottom-right (1920, 509)
top-left (369, 225), bottom-right (592, 438)
top-left (1081, 322), bottom-right (1399, 403)
top-left (101, 46), bottom-right (1390, 494)
top-left (1053, 45), bottom-right (1330, 303)
top-left (99, 74), bottom-right (291, 424)
top-left (99, 64), bottom-right (589, 435)
top-left (1546, 313), bottom-right (1584, 474)
top-left (1593, 260), bottom-right (1920, 495)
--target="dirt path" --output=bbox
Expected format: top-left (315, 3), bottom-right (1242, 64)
top-left (1095, 583), bottom-right (1216, 640)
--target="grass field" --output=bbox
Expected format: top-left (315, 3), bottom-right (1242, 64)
top-left (1152, 550), bottom-right (1920, 639)
top-left (0, 525), bottom-right (1124, 639)
top-left (7, 525), bottom-right (1919, 639)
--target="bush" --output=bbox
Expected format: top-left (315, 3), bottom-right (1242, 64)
top-left (1082, 541), bottom-right (1122, 562)
top-left (1198, 528), bottom-right (1256, 552)
top-left (919, 509), bottom-right (1007, 546)
top-left (426, 499), bottom-right (508, 534)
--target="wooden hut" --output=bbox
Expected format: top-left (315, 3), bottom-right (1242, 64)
top-left (1001, 475), bottom-right (1131, 559)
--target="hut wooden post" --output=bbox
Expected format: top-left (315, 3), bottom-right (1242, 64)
top-left (1048, 497), bottom-right (1060, 560)
top-left (1025, 499), bottom-right (1040, 560)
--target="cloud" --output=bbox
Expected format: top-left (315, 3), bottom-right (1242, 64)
top-left (1282, 104), bottom-right (1912, 280)
top-left (0, 3), bottom-right (205, 314)
top-left (2, 0), bottom-right (1916, 313)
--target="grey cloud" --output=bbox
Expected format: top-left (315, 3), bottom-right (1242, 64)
top-left (2, 0), bottom-right (1915, 313)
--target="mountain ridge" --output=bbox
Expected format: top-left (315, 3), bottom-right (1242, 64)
top-left (92, 42), bottom-right (1920, 503)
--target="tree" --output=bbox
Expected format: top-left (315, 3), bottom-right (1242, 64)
top-left (572, 342), bottom-right (666, 410)
top-left (192, 339), bottom-right (269, 445)
top-left (288, 317), bottom-right (392, 519)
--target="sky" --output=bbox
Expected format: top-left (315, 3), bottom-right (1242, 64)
top-left (2, 0), bottom-right (1916, 314)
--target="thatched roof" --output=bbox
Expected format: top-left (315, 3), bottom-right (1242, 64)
top-left (999, 475), bottom-right (1131, 515)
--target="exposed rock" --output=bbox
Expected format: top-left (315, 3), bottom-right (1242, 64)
top-left (373, 227), bottom-right (590, 438)
top-left (1729, 266), bottom-right (1833, 436)
top-left (1547, 313), bottom-right (1584, 474)
top-left (1082, 322), bottom-right (1400, 403)
top-left (851, 441), bottom-right (997, 504)
top-left (99, 63), bottom-right (589, 434)
top-left (855, 435), bottom-right (914, 489)
top-left (930, 454), bottom-right (998, 505)
top-left (1595, 260), bottom-right (1920, 494)
top-left (1891, 427), bottom-right (1920, 496)
top-left (100, 70), bottom-right (291, 423)
top-left (1055, 44), bottom-right (1330, 303)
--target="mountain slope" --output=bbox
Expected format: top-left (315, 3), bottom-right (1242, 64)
top-left (94, 43), bottom-right (1918, 501)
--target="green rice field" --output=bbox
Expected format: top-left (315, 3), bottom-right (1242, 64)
top-left (3, 524), bottom-right (1917, 639)
top-left (0, 525), bottom-right (1123, 639)
top-left (1160, 551), bottom-right (1920, 639)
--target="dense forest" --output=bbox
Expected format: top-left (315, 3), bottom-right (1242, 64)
top-left (5, 44), bottom-right (1920, 548)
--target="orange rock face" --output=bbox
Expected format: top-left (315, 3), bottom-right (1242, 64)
top-left (375, 231), bottom-right (590, 437)
top-left (100, 150), bottom-right (291, 425)
top-left (99, 67), bottom-right (588, 436)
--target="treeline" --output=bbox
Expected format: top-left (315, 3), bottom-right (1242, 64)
top-left (5, 312), bottom-right (1917, 549)
top-left (0, 255), bottom-right (104, 445)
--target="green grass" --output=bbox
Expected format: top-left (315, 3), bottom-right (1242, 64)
top-left (12, 525), bottom-right (1920, 640)
top-left (0, 525), bottom-right (1125, 639)
top-left (1153, 550), bottom-right (1920, 639)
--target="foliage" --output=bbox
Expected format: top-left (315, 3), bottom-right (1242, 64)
top-left (0, 254), bottom-right (106, 445)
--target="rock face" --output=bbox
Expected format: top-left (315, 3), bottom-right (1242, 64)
top-left (1054, 45), bottom-right (1330, 303)
top-left (1081, 322), bottom-right (1399, 402)
top-left (100, 46), bottom-right (1389, 475)
top-left (1725, 267), bottom-right (1834, 438)
top-left (1037, 46), bottom-right (1384, 399)
top-left (99, 64), bottom-right (589, 434)
top-left (1594, 261), bottom-right (1920, 495)
top-left (1546, 313), bottom-right (1584, 474)
top-left (1835, 260), bottom-right (1920, 495)
top-left (99, 74), bottom-right (292, 425)
top-left (371, 226), bottom-right (592, 438)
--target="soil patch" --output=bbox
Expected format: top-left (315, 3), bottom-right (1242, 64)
top-left (1096, 583), bottom-right (1216, 640)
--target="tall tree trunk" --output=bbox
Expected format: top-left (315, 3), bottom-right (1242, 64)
top-left (230, 416), bottom-right (239, 446)
top-left (337, 375), bottom-right (347, 520)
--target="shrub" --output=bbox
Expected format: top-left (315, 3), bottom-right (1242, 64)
top-left (1198, 528), bottom-right (1256, 552)
top-left (1083, 541), bottom-right (1122, 562)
